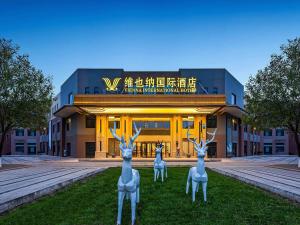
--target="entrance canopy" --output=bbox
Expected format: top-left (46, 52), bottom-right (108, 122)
top-left (54, 94), bottom-right (245, 118)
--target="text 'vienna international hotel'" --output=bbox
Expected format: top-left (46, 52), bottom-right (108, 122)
top-left (52, 68), bottom-right (250, 159)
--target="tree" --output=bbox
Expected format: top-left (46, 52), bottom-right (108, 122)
top-left (0, 38), bottom-right (53, 164)
top-left (244, 38), bottom-right (300, 157)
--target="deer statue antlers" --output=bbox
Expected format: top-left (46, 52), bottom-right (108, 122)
top-left (110, 121), bottom-right (141, 151)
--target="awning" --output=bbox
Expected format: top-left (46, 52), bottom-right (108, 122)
top-left (213, 105), bottom-right (246, 118)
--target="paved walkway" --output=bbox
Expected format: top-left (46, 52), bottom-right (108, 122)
top-left (0, 163), bottom-right (105, 214)
top-left (207, 156), bottom-right (300, 203)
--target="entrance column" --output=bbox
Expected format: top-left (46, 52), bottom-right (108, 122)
top-left (171, 115), bottom-right (177, 157)
top-left (177, 116), bottom-right (183, 158)
top-left (95, 115), bottom-right (108, 158)
top-left (200, 115), bottom-right (207, 158)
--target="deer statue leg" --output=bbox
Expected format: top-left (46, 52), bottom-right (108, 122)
top-left (165, 165), bottom-right (168, 178)
top-left (126, 192), bottom-right (130, 200)
top-left (161, 168), bottom-right (164, 182)
top-left (117, 191), bottom-right (125, 225)
top-left (196, 183), bottom-right (199, 192)
top-left (154, 169), bottom-right (157, 181)
top-left (202, 181), bottom-right (207, 202)
top-left (136, 187), bottom-right (140, 203)
top-left (186, 169), bottom-right (191, 194)
top-left (130, 191), bottom-right (137, 225)
top-left (192, 180), bottom-right (197, 202)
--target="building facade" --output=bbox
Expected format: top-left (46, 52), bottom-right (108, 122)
top-left (10, 128), bottom-right (42, 155)
top-left (53, 68), bottom-right (248, 158)
top-left (3, 68), bottom-right (297, 158)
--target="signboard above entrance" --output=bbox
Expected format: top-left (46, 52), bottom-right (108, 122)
top-left (102, 76), bottom-right (197, 94)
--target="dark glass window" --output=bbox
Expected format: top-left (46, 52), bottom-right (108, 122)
top-left (231, 93), bottom-right (237, 105)
top-left (244, 125), bottom-right (248, 132)
top-left (15, 129), bottom-right (24, 136)
top-left (109, 121), bottom-right (120, 129)
top-left (94, 87), bottom-right (99, 94)
top-left (66, 122), bottom-right (70, 131)
top-left (52, 124), bottom-right (55, 133)
top-left (264, 143), bottom-right (272, 154)
top-left (15, 143), bottom-right (24, 152)
top-left (182, 121), bottom-right (194, 129)
top-left (207, 115), bottom-right (217, 128)
top-left (86, 116), bottom-right (96, 128)
top-left (204, 87), bottom-right (208, 93)
top-left (57, 122), bottom-right (60, 132)
top-left (276, 143), bottom-right (284, 152)
top-left (28, 129), bottom-right (36, 136)
top-left (85, 142), bottom-right (96, 158)
top-left (233, 120), bottom-right (238, 131)
top-left (28, 143), bottom-right (37, 155)
top-left (212, 87), bottom-right (218, 94)
top-left (264, 129), bottom-right (272, 136)
top-left (85, 87), bottom-right (90, 94)
top-left (207, 142), bottom-right (217, 158)
top-left (133, 121), bottom-right (170, 135)
top-left (276, 128), bottom-right (284, 136)
top-left (68, 93), bottom-right (73, 104)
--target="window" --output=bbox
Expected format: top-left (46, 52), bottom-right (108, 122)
top-left (276, 128), bottom-right (284, 136)
top-left (15, 129), bottom-right (24, 136)
top-left (15, 142), bottom-right (24, 152)
top-left (276, 143), bottom-right (285, 152)
top-left (109, 121), bottom-right (120, 129)
top-left (66, 119), bottom-right (71, 131)
top-left (182, 121), bottom-right (194, 129)
top-left (212, 87), bottom-right (218, 94)
top-left (28, 143), bottom-right (37, 155)
top-left (86, 116), bottom-right (96, 128)
top-left (231, 93), bottom-right (237, 105)
top-left (85, 87), bottom-right (90, 94)
top-left (207, 115), bottom-right (217, 128)
top-left (28, 129), bottom-right (36, 136)
top-left (244, 125), bottom-right (248, 132)
top-left (264, 129), bottom-right (272, 136)
top-left (232, 119), bottom-right (237, 131)
top-left (94, 87), bottom-right (99, 94)
top-left (52, 124), bottom-right (55, 133)
top-left (132, 121), bottom-right (170, 135)
top-left (56, 141), bottom-right (60, 156)
top-left (204, 87), bottom-right (208, 93)
top-left (68, 93), bottom-right (74, 104)
top-left (57, 122), bottom-right (60, 132)
top-left (207, 142), bottom-right (217, 158)
top-left (244, 141), bottom-right (248, 156)
top-left (264, 143), bottom-right (272, 154)
top-left (86, 142), bottom-right (96, 158)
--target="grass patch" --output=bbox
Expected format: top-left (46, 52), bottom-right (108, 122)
top-left (0, 167), bottom-right (299, 225)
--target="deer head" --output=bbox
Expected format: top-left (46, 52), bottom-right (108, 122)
top-left (155, 141), bottom-right (164, 154)
top-left (187, 128), bottom-right (217, 158)
top-left (109, 122), bottom-right (141, 160)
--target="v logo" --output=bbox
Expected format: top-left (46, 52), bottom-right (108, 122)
top-left (102, 77), bottom-right (122, 91)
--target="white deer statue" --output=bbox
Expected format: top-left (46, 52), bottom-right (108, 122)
top-left (110, 122), bottom-right (141, 225)
top-left (153, 141), bottom-right (167, 182)
top-left (186, 128), bottom-right (217, 202)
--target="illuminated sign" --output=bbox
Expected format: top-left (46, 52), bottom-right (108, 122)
top-left (102, 78), bottom-right (122, 91)
top-left (102, 76), bottom-right (197, 94)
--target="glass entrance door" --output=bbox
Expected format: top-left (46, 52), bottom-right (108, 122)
top-left (135, 142), bottom-right (171, 158)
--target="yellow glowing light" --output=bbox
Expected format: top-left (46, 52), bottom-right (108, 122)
top-left (80, 107), bottom-right (219, 115)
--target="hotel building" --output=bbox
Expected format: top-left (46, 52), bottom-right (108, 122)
top-left (52, 68), bottom-right (249, 158)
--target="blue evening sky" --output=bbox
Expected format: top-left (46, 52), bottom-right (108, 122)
top-left (1, 0), bottom-right (300, 94)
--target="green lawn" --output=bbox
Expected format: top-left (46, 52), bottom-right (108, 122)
top-left (0, 167), bottom-right (299, 225)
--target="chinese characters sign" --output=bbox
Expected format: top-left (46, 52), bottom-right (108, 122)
top-left (102, 76), bottom-right (197, 94)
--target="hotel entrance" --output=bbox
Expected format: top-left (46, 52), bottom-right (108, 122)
top-left (134, 142), bottom-right (171, 158)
